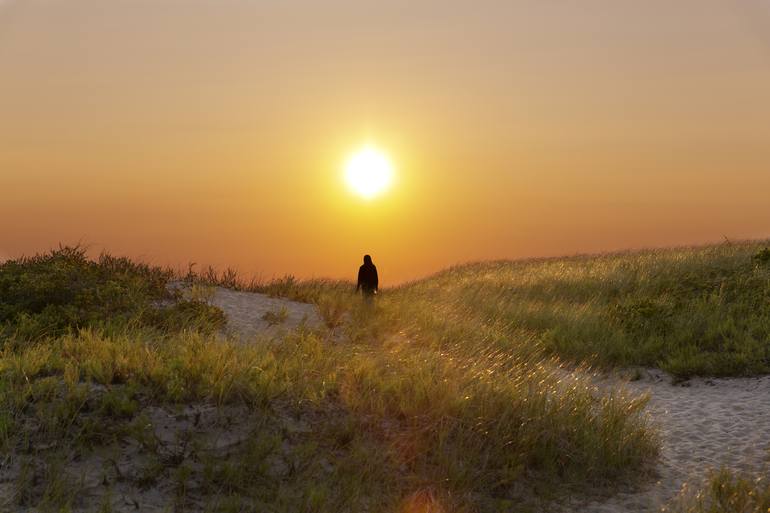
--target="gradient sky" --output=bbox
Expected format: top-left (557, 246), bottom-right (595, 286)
top-left (2, 0), bottom-right (770, 283)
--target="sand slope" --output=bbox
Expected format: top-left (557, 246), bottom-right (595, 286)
top-left (208, 286), bottom-right (323, 339)
top-left (172, 283), bottom-right (324, 339)
top-left (570, 371), bottom-right (770, 512)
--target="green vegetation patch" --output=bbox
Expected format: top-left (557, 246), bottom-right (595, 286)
top-left (398, 241), bottom-right (770, 378)
top-left (0, 245), bottom-right (225, 342)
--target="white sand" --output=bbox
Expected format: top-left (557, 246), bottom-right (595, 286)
top-left (172, 283), bottom-right (324, 339)
top-left (208, 286), bottom-right (323, 338)
top-left (566, 371), bottom-right (770, 512)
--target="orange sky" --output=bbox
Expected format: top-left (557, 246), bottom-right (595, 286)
top-left (2, 0), bottom-right (770, 283)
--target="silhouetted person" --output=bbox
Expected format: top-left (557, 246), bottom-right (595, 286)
top-left (356, 254), bottom-right (378, 303)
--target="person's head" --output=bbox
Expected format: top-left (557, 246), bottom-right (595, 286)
top-left (363, 254), bottom-right (373, 265)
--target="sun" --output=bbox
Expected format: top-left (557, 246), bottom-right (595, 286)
top-left (344, 146), bottom-right (394, 199)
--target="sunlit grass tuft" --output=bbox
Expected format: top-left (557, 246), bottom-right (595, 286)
top-left (666, 468), bottom-right (770, 513)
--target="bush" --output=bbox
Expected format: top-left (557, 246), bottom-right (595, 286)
top-left (0, 245), bottom-right (224, 340)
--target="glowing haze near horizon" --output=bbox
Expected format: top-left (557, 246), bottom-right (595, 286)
top-left (2, 0), bottom-right (770, 283)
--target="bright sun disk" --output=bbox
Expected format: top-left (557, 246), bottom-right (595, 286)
top-left (344, 146), bottom-right (393, 199)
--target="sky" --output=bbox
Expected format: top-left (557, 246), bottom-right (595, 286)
top-left (2, 0), bottom-right (770, 283)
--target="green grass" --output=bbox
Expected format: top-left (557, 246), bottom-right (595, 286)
top-left (378, 240), bottom-right (770, 378)
top-left (3, 240), bottom-right (770, 511)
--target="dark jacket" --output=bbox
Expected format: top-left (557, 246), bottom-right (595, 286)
top-left (357, 255), bottom-right (378, 294)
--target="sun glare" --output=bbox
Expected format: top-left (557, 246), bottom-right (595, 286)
top-left (344, 146), bottom-right (394, 199)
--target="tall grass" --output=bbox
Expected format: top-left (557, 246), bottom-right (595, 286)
top-left (0, 325), bottom-right (656, 499)
top-left (384, 240), bottom-right (770, 378)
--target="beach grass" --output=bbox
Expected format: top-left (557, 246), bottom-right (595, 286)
top-left (241, 239), bottom-right (770, 378)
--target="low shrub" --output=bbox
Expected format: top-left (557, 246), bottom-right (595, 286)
top-left (0, 245), bottom-right (224, 341)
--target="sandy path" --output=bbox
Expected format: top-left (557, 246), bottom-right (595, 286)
top-left (169, 282), bottom-right (324, 339)
top-left (206, 286), bottom-right (323, 339)
top-left (572, 372), bottom-right (770, 512)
